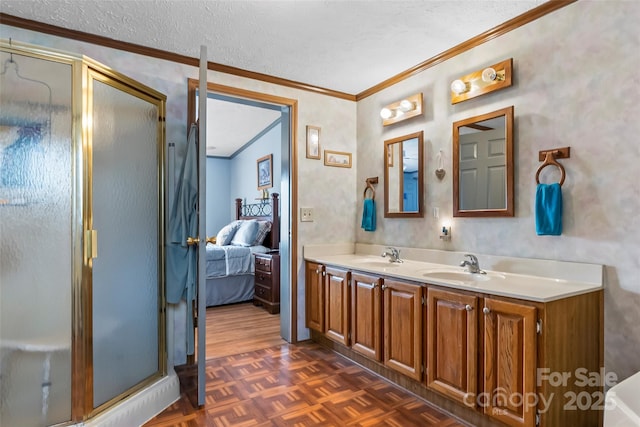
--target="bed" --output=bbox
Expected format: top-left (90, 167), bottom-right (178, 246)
top-left (204, 193), bottom-right (280, 307)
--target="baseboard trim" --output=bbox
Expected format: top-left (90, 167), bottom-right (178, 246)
top-left (84, 371), bottom-right (180, 427)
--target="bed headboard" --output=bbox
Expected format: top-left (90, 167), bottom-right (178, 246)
top-left (235, 193), bottom-right (280, 250)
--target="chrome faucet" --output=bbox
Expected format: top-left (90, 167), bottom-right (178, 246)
top-left (460, 254), bottom-right (485, 274)
top-left (381, 247), bottom-right (403, 263)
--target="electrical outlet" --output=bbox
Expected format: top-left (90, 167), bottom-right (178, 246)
top-left (300, 207), bottom-right (314, 222)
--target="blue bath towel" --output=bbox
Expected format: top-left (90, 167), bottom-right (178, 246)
top-left (535, 183), bottom-right (562, 235)
top-left (361, 198), bottom-right (376, 232)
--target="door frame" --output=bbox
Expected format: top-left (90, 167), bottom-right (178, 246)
top-left (187, 79), bottom-right (298, 343)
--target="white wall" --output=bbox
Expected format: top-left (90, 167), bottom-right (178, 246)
top-left (356, 1), bottom-right (640, 381)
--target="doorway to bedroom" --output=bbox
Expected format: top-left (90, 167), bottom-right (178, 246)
top-left (187, 79), bottom-right (298, 359)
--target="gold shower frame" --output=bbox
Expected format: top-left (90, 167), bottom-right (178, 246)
top-left (0, 39), bottom-right (167, 423)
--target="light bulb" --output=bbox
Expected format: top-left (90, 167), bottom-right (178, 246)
top-left (399, 99), bottom-right (414, 112)
top-left (380, 107), bottom-right (393, 119)
top-left (451, 79), bottom-right (467, 94)
top-left (482, 67), bottom-right (498, 82)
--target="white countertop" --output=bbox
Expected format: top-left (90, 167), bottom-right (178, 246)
top-left (304, 244), bottom-right (603, 303)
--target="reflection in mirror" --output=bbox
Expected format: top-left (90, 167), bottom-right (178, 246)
top-left (453, 106), bottom-right (513, 217)
top-left (384, 131), bottom-right (424, 218)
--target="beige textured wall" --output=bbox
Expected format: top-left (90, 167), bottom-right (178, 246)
top-left (356, 1), bottom-right (640, 380)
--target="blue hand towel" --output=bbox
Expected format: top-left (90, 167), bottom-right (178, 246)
top-left (361, 198), bottom-right (376, 232)
top-left (535, 183), bottom-right (562, 235)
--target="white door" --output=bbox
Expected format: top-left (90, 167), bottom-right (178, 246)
top-left (459, 127), bottom-right (506, 210)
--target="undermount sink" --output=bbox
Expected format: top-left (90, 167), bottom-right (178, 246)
top-left (421, 269), bottom-right (505, 283)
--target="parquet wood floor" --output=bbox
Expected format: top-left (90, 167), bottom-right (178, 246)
top-left (144, 342), bottom-right (469, 427)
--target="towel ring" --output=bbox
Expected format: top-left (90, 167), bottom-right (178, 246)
top-left (364, 177), bottom-right (377, 200)
top-left (535, 151), bottom-right (566, 186)
top-left (364, 184), bottom-right (375, 200)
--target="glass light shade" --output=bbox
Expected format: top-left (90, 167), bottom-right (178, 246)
top-left (399, 99), bottom-right (414, 112)
top-left (482, 67), bottom-right (498, 82)
top-left (451, 79), bottom-right (467, 94)
top-left (380, 107), bottom-right (393, 119)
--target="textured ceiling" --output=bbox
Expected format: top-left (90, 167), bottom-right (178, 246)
top-left (1, 0), bottom-right (547, 95)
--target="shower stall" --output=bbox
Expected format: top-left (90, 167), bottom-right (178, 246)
top-left (0, 40), bottom-right (169, 426)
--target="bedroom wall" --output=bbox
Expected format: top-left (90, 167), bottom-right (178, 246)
top-left (355, 0), bottom-right (640, 381)
top-left (0, 23), bottom-right (357, 363)
top-left (207, 120), bottom-right (281, 238)
top-left (229, 120), bottom-right (282, 217)
top-left (206, 157), bottom-right (231, 237)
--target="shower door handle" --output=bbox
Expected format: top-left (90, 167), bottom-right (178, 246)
top-left (186, 237), bottom-right (200, 246)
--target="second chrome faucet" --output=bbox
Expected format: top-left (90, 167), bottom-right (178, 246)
top-left (460, 254), bottom-right (485, 274)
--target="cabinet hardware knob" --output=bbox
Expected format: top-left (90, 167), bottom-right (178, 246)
top-left (372, 282), bottom-right (377, 288)
top-left (483, 307), bottom-right (490, 314)
top-left (465, 304), bottom-right (473, 311)
top-left (381, 284), bottom-right (386, 290)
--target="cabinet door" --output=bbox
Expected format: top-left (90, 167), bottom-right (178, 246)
top-left (483, 298), bottom-right (537, 427)
top-left (383, 279), bottom-right (423, 381)
top-left (324, 267), bottom-right (350, 346)
top-left (350, 272), bottom-right (382, 361)
top-left (305, 262), bottom-right (324, 332)
top-left (426, 288), bottom-right (478, 405)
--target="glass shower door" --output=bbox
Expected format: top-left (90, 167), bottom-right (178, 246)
top-left (0, 51), bottom-right (73, 427)
top-left (88, 71), bottom-right (163, 410)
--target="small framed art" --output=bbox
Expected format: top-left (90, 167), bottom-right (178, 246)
top-left (257, 154), bottom-right (273, 190)
top-left (306, 125), bottom-right (321, 159)
top-left (324, 150), bottom-right (352, 168)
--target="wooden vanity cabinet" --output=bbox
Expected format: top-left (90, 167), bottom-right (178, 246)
top-left (305, 261), bottom-right (324, 332)
top-left (383, 278), bottom-right (423, 381)
top-left (306, 260), bottom-right (603, 427)
top-left (482, 297), bottom-right (537, 427)
top-left (350, 272), bottom-right (383, 361)
top-left (426, 287), bottom-right (478, 405)
top-left (324, 266), bottom-right (350, 346)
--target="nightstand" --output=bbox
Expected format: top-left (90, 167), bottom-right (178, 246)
top-left (253, 251), bottom-right (280, 314)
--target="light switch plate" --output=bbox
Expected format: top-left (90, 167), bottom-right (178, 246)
top-left (300, 207), bottom-right (314, 222)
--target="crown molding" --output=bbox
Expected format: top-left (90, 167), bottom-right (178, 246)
top-left (355, 0), bottom-right (577, 100)
top-left (0, 12), bottom-right (356, 101)
top-left (1, 1), bottom-right (575, 102)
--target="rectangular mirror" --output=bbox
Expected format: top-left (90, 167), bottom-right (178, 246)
top-left (384, 131), bottom-right (424, 218)
top-left (453, 106), bottom-right (514, 217)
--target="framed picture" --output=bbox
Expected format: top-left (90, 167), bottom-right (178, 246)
top-left (387, 145), bottom-right (394, 167)
top-left (306, 125), bottom-right (321, 159)
top-left (324, 150), bottom-right (352, 168)
top-left (257, 154), bottom-right (273, 190)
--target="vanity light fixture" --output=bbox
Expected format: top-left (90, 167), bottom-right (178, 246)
top-left (380, 92), bottom-right (423, 126)
top-left (450, 58), bottom-right (513, 104)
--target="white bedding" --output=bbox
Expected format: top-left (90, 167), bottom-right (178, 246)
top-left (205, 244), bottom-right (269, 278)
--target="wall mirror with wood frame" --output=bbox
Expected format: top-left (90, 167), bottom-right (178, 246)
top-left (453, 106), bottom-right (514, 217)
top-left (384, 131), bottom-right (424, 218)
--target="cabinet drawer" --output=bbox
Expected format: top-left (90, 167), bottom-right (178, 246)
top-left (255, 256), bottom-right (272, 272)
top-left (254, 283), bottom-right (272, 301)
top-left (255, 270), bottom-right (272, 286)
